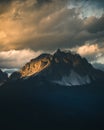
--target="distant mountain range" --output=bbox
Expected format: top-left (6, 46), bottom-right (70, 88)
top-left (0, 49), bottom-right (102, 86)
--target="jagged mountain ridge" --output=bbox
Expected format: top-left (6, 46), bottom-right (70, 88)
top-left (10, 49), bottom-right (104, 86)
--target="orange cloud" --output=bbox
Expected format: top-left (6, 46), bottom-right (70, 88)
top-left (76, 44), bottom-right (99, 56)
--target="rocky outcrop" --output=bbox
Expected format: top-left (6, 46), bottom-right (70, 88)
top-left (20, 54), bottom-right (53, 77)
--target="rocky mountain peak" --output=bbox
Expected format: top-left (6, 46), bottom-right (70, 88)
top-left (9, 49), bottom-right (104, 86)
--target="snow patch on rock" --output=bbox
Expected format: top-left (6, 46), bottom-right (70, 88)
top-left (52, 70), bottom-right (91, 86)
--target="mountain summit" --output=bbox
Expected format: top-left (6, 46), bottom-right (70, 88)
top-left (10, 49), bottom-right (104, 86)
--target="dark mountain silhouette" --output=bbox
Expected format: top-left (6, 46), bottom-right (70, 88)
top-left (0, 69), bottom-right (8, 85)
top-left (0, 49), bottom-right (104, 129)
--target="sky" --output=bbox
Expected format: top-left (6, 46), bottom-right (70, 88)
top-left (0, 0), bottom-right (104, 71)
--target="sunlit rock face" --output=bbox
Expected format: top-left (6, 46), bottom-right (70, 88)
top-left (20, 54), bottom-right (53, 77)
top-left (10, 49), bottom-right (104, 86)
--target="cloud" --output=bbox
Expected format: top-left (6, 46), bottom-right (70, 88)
top-left (76, 44), bottom-right (99, 56)
top-left (70, 43), bottom-right (104, 71)
top-left (0, 49), bottom-right (42, 68)
top-left (0, 0), bottom-right (104, 71)
top-left (0, 0), bottom-right (104, 52)
top-left (84, 15), bottom-right (104, 33)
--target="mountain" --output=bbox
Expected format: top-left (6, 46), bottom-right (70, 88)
top-left (0, 49), bottom-right (104, 129)
top-left (0, 69), bottom-right (8, 85)
top-left (10, 49), bottom-right (104, 86)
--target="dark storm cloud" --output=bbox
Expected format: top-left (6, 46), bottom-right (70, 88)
top-left (0, 0), bottom-right (13, 3)
top-left (86, 0), bottom-right (104, 8)
top-left (70, 0), bottom-right (104, 7)
top-left (1, 0), bottom-right (104, 8)
top-left (84, 15), bottom-right (104, 33)
top-left (0, 0), bottom-right (11, 14)
top-left (37, 0), bottom-right (52, 4)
